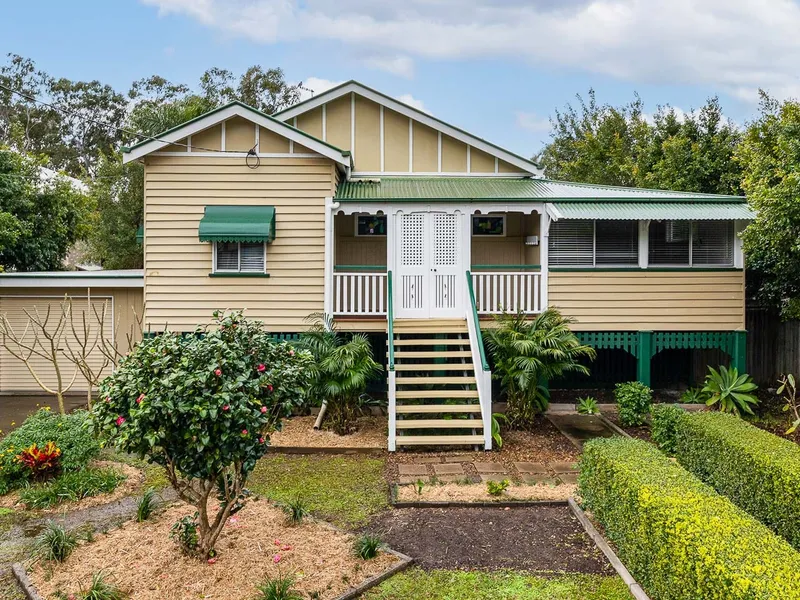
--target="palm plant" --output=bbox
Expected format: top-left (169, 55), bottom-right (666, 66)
top-left (703, 365), bottom-right (759, 416)
top-left (299, 314), bottom-right (382, 435)
top-left (485, 309), bottom-right (595, 429)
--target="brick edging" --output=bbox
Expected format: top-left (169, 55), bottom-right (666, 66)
top-left (11, 564), bottom-right (44, 600)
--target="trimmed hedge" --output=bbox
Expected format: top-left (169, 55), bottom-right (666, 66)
top-left (674, 411), bottom-right (800, 550)
top-left (650, 404), bottom-right (684, 455)
top-left (580, 437), bottom-right (800, 600)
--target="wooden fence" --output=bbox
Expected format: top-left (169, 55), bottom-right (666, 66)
top-left (746, 307), bottom-right (800, 385)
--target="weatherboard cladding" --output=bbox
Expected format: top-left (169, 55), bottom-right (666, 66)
top-left (334, 177), bottom-right (748, 203)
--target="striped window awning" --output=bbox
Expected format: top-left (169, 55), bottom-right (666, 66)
top-left (549, 202), bottom-right (755, 221)
top-left (198, 205), bottom-right (276, 243)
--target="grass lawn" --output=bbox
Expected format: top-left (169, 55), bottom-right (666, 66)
top-left (248, 454), bottom-right (388, 528)
top-left (363, 570), bottom-right (631, 600)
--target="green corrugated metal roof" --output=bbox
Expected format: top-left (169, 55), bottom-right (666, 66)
top-left (335, 177), bottom-right (747, 203)
top-left (551, 202), bottom-right (755, 220)
top-left (198, 205), bottom-right (276, 243)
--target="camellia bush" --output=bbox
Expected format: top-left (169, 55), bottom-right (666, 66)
top-left (93, 311), bottom-right (313, 558)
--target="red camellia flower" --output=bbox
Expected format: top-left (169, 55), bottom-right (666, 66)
top-left (257, 363), bottom-right (266, 372)
top-left (115, 416), bottom-right (126, 426)
top-left (241, 429), bottom-right (248, 436)
top-left (267, 384), bottom-right (274, 393)
top-left (260, 406), bottom-right (267, 413)
top-left (214, 368), bottom-right (222, 377)
top-left (207, 557), bottom-right (217, 565)
top-left (136, 393), bottom-right (145, 405)
top-left (259, 437), bottom-right (265, 444)
top-left (288, 349), bottom-right (295, 356)
top-left (222, 405), bottom-right (230, 411)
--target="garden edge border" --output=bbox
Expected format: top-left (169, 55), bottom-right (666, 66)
top-left (567, 497), bottom-right (651, 600)
top-left (11, 563), bottom-right (44, 600)
top-left (388, 483), bottom-right (570, 508)
top-left (598, 414), bottom-right (633, 439)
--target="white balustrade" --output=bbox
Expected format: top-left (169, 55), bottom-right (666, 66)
top-left (471, 272), bottom-right (542, 314)
top-left (332, 272), bottom-right (388, 315)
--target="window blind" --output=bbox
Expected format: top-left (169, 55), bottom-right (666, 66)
top-left (549, 219), bottom-right (638, 266)
top-left (649, 220), bottom-right (690, 265)
top-left (215, 242), bottom-right (239, 271)
top-left (595, 220), bottom-right (638, 265)
top-left (549, 220), bottom-right (594, 265)
top-left (692, 220), bottom-right (733, 266)
top-left (240, 242), bottom-right (265, 272)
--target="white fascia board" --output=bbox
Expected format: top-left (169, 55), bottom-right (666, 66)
top-left (275, 82), bottom-right (543, 177)
top-left (546, 203), bottom-right (564, 222)
top-left (0, 277), bottom-right (144, 289)
top-left (123, 104), bottom-right (350, 167)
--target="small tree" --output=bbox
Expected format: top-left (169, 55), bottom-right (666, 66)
top-left (299, 314), bottom-right (382, 435)
top-left (93, 311), bottom-right (312, 558)
top-left (485, 309), bottom-right (595, 429)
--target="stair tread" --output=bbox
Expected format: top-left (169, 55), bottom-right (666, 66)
top-left (397, 389), bottom-right (478, 398)
top-left (395, 435), bottom-right (485, 445)
top-left (393, 338), bottom-right (469, 346)
top-left (396, 376), bottom-right (476, 384)
top-left (395, 404), bottom-right (481, 413)
top-left (391, 350), bottom-right (472, 358)
top-left (393, 364), bottom-right (474, 371)
top-left (396, 419), bottom-right (484, 429)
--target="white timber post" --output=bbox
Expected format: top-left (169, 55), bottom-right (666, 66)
top-left (539, 208), bottom-right (550, 310)
top-left (734, 219), bottom-right (746, 269)
top-left (323, 197), bottom-right (338, 317)
top-left (388, 370), bottom-right (396, 451)
top-left (638, 220), bottom-right (650, 269)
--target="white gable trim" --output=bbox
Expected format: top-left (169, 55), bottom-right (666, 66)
top-left (123, 104), bottom-right (351, 167)
top-left (274, 82), bottom-right (543, 177)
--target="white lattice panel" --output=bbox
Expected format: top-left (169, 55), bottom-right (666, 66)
top-left (432, 213), bottom-right (458, 267)
top-left (400, 213), bottom-right (425, 267)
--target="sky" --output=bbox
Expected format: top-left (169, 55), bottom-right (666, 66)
top-left (3, 0), bottom-right (800, 157)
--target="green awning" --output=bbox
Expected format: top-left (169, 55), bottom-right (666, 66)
top-left (198, 206), bottom-right (276, 243)
top-left (549, 202), bottom-right (755, 221)
top-left (135, 225), bottom-right (143, 244)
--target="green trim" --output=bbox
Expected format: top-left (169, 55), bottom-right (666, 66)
top-left (334, 265), bottom-right (387, 271)
top-left (637, 331), bottom-right (654, 386)
top-left (387, 271), bottom-right (395, 371)
top-left (466, 270), bottom-right (490, 371)
top-left (550, 267), bottom-right (741, 272)
top-left (733, 330), bottom-right (747, 372)
top-left (123, 100), bottom-right (350, 159)
top-left (135, 225), bottom-right (144, 244)
top-left (208, 272), bottom-right (271, 278)
top-left (198, 205), bottom-right (276, 243)
top-left (577, 331), bottom-right (639, 357)
top-left (273, 80), bottom-right (541, 170)
top-left (471, 264), bottom-right (541, 270)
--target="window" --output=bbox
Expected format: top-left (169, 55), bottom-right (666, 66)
top-left (472, 215), bottom-right (506, 236)
top-left (214, 242), bottom-right (266, 273)
top-left (549, 219), bottom-right (638, 266)
top-left (649, 220), bottom-right (733, 266)
top-left (355, 215), bottom-right (386, 236)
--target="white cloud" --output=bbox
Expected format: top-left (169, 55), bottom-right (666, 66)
top-left (363, 55), bottom-right (414, 78)
top-left (298, 77), bottom-right (343, 101)
top-left (396, 94), bottom-right (427, 112)
top-left (516, 111), bottom-right (551, 134)
top-left (140, 0), bottom-right (800, 102)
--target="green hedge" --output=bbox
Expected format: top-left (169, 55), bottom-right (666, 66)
top-left (650, 404), bottom-right (684, 454)
top-left (580, 437), bottom-right (800, 600)
top-left (675, 411), bottom-right (800, 550)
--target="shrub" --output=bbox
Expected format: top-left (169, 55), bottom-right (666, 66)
top-left (680, 386), bottom-right (706, 403)
top-left (778, 374), bottom-right (800, 434)
top-left (34, 521), bottom-right (78, 562)
top-left (136, 488), bottom-right (157, 522)
top-left (702, 365), bottom-right (759, 415)
top-left (614, 382), bottom-right (651, 427)
top-left (485, 309), bottom-right (595, 428)
top-left (0, 409), bottom-right (99, 494)
top-left (17, 441), bottom-right (62, 481)
top-left (576, 396), bottom-right (598, 415)
top-left (579, 437), bottom-right (800, 600)
top-left (94, 311), bottom-right (313, 559)
top-left (255, 573), bottom-right (304, 600)
top-left (486, 479), bottom-right (510, 496)
top-left (353, 533), bottom-right (383, 560)
top-left (170, 514), bottom-right (200, 555)
top-left (18, 467), bottom-right (125, 509)
top-left (674, 411), bottom-right (800, 550)
top-left (650, 404), bottom-right (684, 455)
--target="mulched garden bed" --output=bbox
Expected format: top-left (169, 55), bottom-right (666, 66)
top-left (394, 481), bottom-right (575, 503)
top-left (602, 412), bottom-right (652, 443)
top-left (271, 415), bottom-right (387, 449)
top-left (368, 505), bottom-right (615, 574)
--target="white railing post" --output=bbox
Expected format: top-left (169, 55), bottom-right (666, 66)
top-left (388, 370), bottom-right (396, 451)
top-left (323, 198), bottom-right (338, 317)
top-left (472, 272), bottom-right (542, 315)
top-left (332, 272), bottom-right (388, 316)
top-left (540, 210), bottom-right (550, 310)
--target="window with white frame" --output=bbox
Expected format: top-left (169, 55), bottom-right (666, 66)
top-left (549, 219), bottom-right (638, 266)
top-left (214, 242), bottom-right (266, 273)
top-left (649, 220), bottom-right (733, 266)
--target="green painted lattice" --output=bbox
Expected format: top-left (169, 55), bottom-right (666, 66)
top-left (652, 331), bottom-right (735, 358)
top-left (577, 331), bottom-right (640, 357)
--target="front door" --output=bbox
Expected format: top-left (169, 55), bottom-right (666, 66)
top-left (395, 212), bottom-right (462, 318)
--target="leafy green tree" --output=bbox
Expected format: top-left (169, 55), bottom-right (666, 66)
top-left (0, 149), bottom-right (92, 271)
top-left (738, 93), bottom-right (800, 319)
top-left (485, 309), bottom-right (595, 429)
top-left (94, 311), bottom-right (313, 558)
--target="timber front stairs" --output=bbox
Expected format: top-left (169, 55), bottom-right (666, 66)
top-left (388, 318), bottom-right (487, 449)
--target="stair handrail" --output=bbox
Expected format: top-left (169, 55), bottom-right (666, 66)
top-left (466, 270), bottom-right (492, 450)
top-left (387, 271), bottom-right (397, 451)
top-left (387, 270), bottom-right (395, 371)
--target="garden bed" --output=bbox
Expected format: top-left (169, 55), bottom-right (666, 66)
top-left (602, 412), bottom-right (652, 442)
top-left (394, 481), bottom-right (575, 503)
top-left (29, 500), bottom-right (400, 600)
top-left (271, 415), bottom-right (387, 449)
top-left (368, 505), bottom-right (614, 573)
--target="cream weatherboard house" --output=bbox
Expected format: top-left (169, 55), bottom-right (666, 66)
top-left (0, 81), bottom-right (753, 450)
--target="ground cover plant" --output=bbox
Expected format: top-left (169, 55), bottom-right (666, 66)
top-left (614, 381), bottom-right (651, 427)
top-left (0, 408), bottom-right (99, 494)
top-left (363, 570), bottom-right (631, 600)
top-left (249, 454), bottom-right (387, 528)
top-left (580, 436), bottom-right (800, 599)
top-left (17, 466), bottom-right (126, 509)
top-left (673, 410), bottom-right (800, 549)
top-left (576, 396), bottom-right (599, 415)
top-left (93, 310), bottom-right (313, 558)
top-left (702, 365), bottom-right (759, 415)
top-left (485, 309), bottom-right (595, 428)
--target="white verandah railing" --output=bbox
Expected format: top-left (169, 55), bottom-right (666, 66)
top-left (333, 272), bottom-right (388, 315)
top-left (471, 272), bottom-right (542, 314)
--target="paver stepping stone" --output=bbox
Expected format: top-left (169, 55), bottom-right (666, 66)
top-left (399, 464), bottom-right (429, 476)
top-left (550, 461), bottom-right (579, 473)
top-left (514, 462), bottom-right (549, 474)
top-left (433, 463), bottom-right (464, 475)
top-left (557, 473), bottom-right (578, 485)
top-left (473, 462), bottom-right (505, 473)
